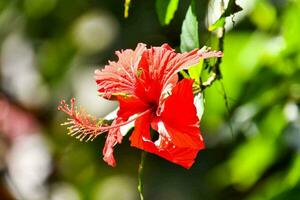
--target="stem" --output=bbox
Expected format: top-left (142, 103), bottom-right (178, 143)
top-left (138, 151), bottom-right (146, 200)
top-left (200, 0), bottom-right (226, 91)
top-left (124, 0), bottom-right (131, 18)
top-left (201, 72), bottom-right (217, 89)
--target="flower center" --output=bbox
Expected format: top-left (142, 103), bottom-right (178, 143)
top-left (148, 101), bottom-right (158, 111)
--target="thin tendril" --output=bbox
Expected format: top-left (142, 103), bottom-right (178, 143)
top-left (220, 80), bottom-right (234, 138)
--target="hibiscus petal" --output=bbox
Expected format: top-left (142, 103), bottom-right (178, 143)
top-left (129, 112), bottom-right (201, 169)
top-left (159, 79), bottom-right (204, 149)
top-left (117, 95), bottom-right (149, 120)
top-left (136, 44), bottom-right (222, 107)
top-left (129, 79), bottom-right (204, 169)
top-left (95, 43), bottom-right (221, 104)
top-left (95, 43), bottom-right (146, 98)
top-left (161, 47), bottom-right (222, 92)
top-left (102, 118), bottom-right (123, 167)
top-left (129, 112), bottom-right (152, 150)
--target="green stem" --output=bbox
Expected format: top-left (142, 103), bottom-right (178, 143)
top-left (124, 0), bottom-right (131, 18)
top-left (200, 0), bottom-right (226, 91)
top-left (138, 151), bottom-right (146, 200)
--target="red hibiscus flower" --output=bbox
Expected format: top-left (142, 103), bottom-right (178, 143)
top-left (58, 43), bottom-right (222, 169)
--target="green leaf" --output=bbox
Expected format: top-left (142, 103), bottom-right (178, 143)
top-left (188, 59), bottom-right (204, 84)
top-left (180, 70), bottom-right (190, 79)
top-left (208, 17), bottom-right (225, 32)
top-left (180, 0), bottom-right (204, 82)
top-left (180, 0), bottom-right (199, 52)
top-left (208, 0), bottom-right (242, 31)
top-left (156, 0), bottom-right (179, 25)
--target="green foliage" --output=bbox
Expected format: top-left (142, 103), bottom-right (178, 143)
top-left (179, 0), bottom-right (205, 92)
top-left (209, 0), bottom-right (242, 31)
top-left (23, 0), bottom-right (56, 18)
top-left (250, 0), bottom-right (276, 31)
top-left (208, 17), bottom-right (225, 32)
top-left (156, 0), bottom-right (179, 25)
top-left (38, 37), bottom-right (76, 86)
top-left (188, 59), bottom-right (204, 84)
top-left (179, 0), bottom-right (205, 83)
top-left (282, 0), bottom-right (300, 51)
top-left (180, 0), bottom-right (199, 52)
top-left (188, 59), bottom-right (203, 81)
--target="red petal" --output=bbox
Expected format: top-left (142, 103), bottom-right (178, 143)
top-left (95, 43), bottom-right (221, 104)
top-left (102, 118), bottom-right (123, 167)
top-left (95, 43), bottom-right (146, 98)
top-left (117, 95), bottom-right (149, 120)
top-left (129, 112), bottom-right (201, 169)
top-left (129, 79), bottom-right (205, 169)
top-left (154, 79), bottom-right (205, 167)
top-left (136, 44), bottom-right (222, 106)
top-left (142, 45), bottom-right (221, 86)
top-left (158, 79), bottom-right (204, 149)
top-left (129, 112), bottom-right (152, 150)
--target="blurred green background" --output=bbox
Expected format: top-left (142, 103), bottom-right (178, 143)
top-left (0, 0), bottom-right (300, 199)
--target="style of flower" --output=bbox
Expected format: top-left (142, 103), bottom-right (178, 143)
top-left (58, 43), bottom-right (222, 169)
